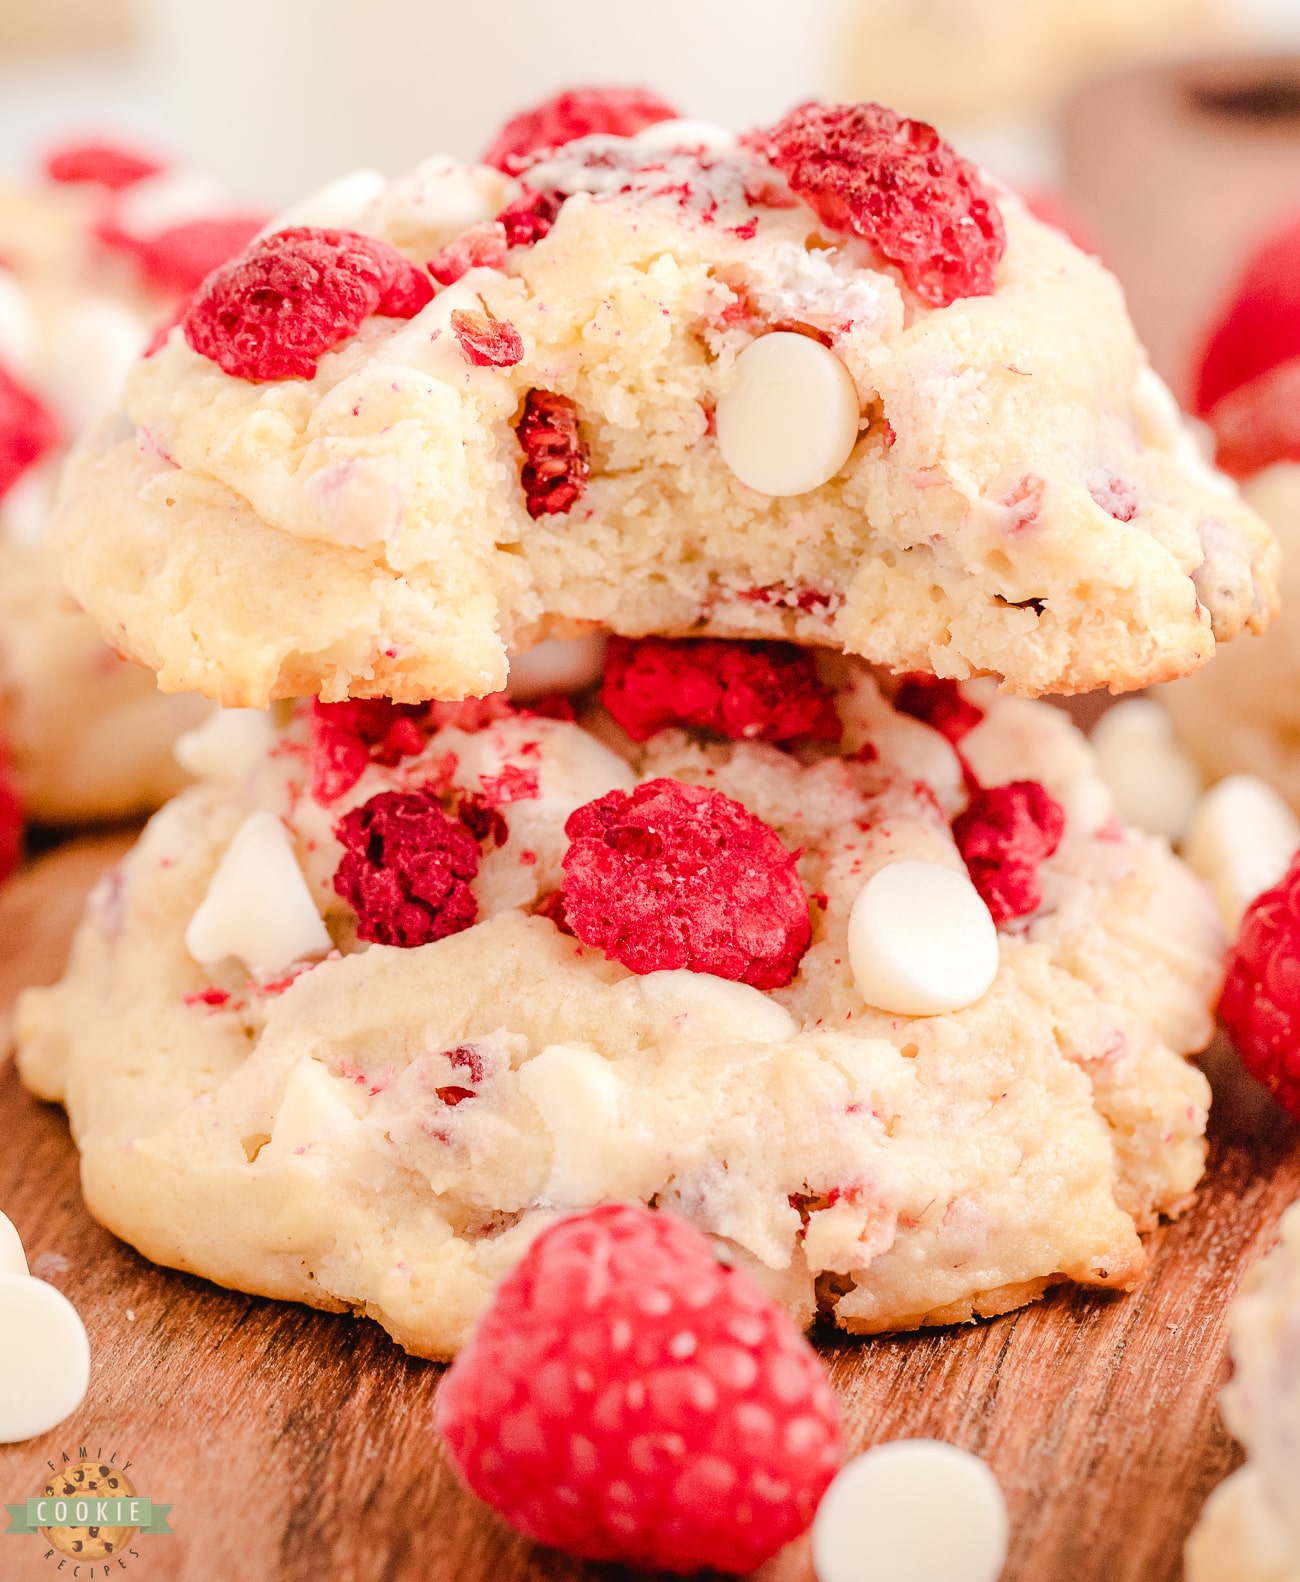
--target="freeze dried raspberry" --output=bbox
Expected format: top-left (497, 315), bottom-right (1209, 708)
top-left (450, 308), bottom-right (524, 368)
top-left (1195, 214), bottom-right (1300, 417)
top-left (333, 788), bottom-right (479, 947)
top-left (44, 140), bottom-right (164, 190)
top-left (456, 793), bottom-right (509, 848)
top-left (310, 698), bottom-right (429, 803)
top-left (760, 102), bottom-right (1006, 307)
top-left (428, 222), bottom-right (509, 286)
top-left (479, 764), bottom-right (540, 805)
top-left (1089, 474), bottom-right (1139, 523)
top-left (893, 674), bottom-right (984, 745)
top-left (1207, 358), bottom-right (1300, 479)
top-left (516, 388), bottom-right (589, 518)
top-left (436, 1203), bottom-right (840, 1573)
top-left (0, 740), bottom-right (22, 884)
top-left (119, 213), bottom-right (270, 296)
top-left (562, 778), bottom-right (810, 987)
top-left (497, 188), bottom-right (566, 248)
top-left (534, 888), bottom-right (574, 933)
top-left (952, 780), bottom-right (1065, 925)
top-left (483, 86), bottom-right (679, 171)
top-left (1220, 854), bottom-right (1300, 1120)
top-left (602, 636), bottom-right (841, 743)
top-left (182, 226), bottom-right (434, 381)
top-left (0, 363), bottom-right (59, 503)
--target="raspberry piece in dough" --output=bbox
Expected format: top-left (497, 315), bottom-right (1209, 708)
top-left (1220, 853), bottom-right (1300, 1121)
top-left (182, 226), bottom-right (434, 381)
top-left (333, 789), bottom-right (479, 947)
top-left (561, 778), bottom-right (810, 987)
top-left (0, 364), bottom-right (59, 503)
top-left (450, 309), bottom-right (524, 368)
top-left (760, 101), bottom-right (1006, 307)
top-left (497, 188), bottom-right (565, 249)
top-left (892, 674), bottom-right (984, 745)
top-left (515, 389), bottom-right (589, 518)
top-left (952, 781), bottom-right (1065, 926)
top-left (435, 1203), bottom-right (841, 1573)
top-left (310, 699), bottom-right (429, 804)
top-left (483, 86), bottom-right (679, 171)
top-left (44, 140), bottom-right (164, 190)
top-left (602, 636), bottom-right (841, 743)
top-left (0, 740), bottom-right (22, 883)
top-left (428, 223), bottom-right (508, 286)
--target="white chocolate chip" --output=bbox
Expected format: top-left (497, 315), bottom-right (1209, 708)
top-left (262, 168), bottom-right (387, 236)
top-left (1185, 774), bottom-right (1300, 934)
top-left (0, 1273), bottom-right (91, 1443)
top-left (0, 1212), bottom-right (27, 1277)
top-left (507, 634), bottom-right (607, 700)
top-left (1090, 698), bottom-right (1201, 842)
top-left (610, 969), bottom-right (798, 1046)
top-left (46, 298), bottom-right (146, 433)
top-left (632, 118), bottom-right (737, 153)
top-left (185, 811), bottom-right (331, 978)
top-left (174, 707), bottom-right (276, 784)
top-left (812, 1440), bottom-right (1008, 1582)
top-left (848, 860), bottom-right (999, 1016)
top-left (518, 1045), bottom-right (654, 1208)
top-left (0, 267), bottom-right (36, 375)
top-left (716, 332), bottom-right (860, 497)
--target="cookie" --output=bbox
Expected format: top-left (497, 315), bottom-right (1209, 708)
top-left (48, 101), bottom-right (1273, 709)
top-left (17, 643), bottom-right (1224, 1359)
top-left (1186, 1201), bottom-right (1300, 1582)
top-left (0, 156), bottom-right (263, 822)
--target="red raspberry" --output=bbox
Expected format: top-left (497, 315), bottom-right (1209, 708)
top-left (892, 674), bottom-right (984, 746)
top-left (44, 139), bottom-right (164, 191)
top-left (435, 1204), bottom-right (840, 1573)
top-left (602, 637), bottom-right (841, 744)
top-left (0, 738), bottom-right (23, 884)
top-left (497, 188), bottom-right (566, 248)
top-left (310, 698), bottom-right (430, 803)
top-left (952, 780), bottom-right (1065, 925)
top-left (182, 226), bottom-right (434, 381)
top-left (1195, 214), bottom-right (1300, 418)
top-left (333, 788), bottom-right (480, 947)
top-left (483, 86), bottom-right (679, 172)
top-left (113, 213), bottom-right (270, 296)
top-left (450, 309), bottom-right (524, 368)
top-left (1205, 358), bottom-right (1300, 479)
top-left (516, 389), bottom-right (589, 518)
top-left (1220, 855), bottom-right (1300, 1120)
top-left (0, 363), bottom-right (59, 503)
top-left (428, 222), bottom-right (509, 286)
top-left (561, 778), bottom-right (810, 988)
top-left (760, 102), bottom-right (1006, 307)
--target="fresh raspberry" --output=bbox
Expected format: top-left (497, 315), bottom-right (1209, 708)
top-left (1220, 854), bottom-right (1300, 1120)
top-left (428, 222), bottom-right (509, 286)
top-left (0, 363), bottom-right (59, 503)
top-left (516, 389), bottom-right (589, 518)
top-left (0, 740), bottom-right (23, 884)
top-left (310, 698), bottom-right (430, 803)
top-left (112, 213), bottom-right (270, 296)
top-left (1195, 214), bottom-right (1300, 417)
top-left (892, 674), bottom-right (984, 745)
top-left (561, 778), bottom-right (810, 987)
top-left (450, 308), bottom-right (524, 368)
top-left (759, 102), bottom-right (1006, 307)
top-left (44, 139), bottom-right (164, 190)
top-left (182, 226), bottom-right (434, 381)
top-left (435, 1203), bottom-right (840, 1573)
top-left (602, 637), bottom-right (841, 744)
top-left (952, 780), bottom-right (1065, 925)
top-left (497, 188), bottom-right (566, 248)
top-left (333, 788), bottom-right (479, 947)
top-left (1206, 358), bottom-right (1300, 479)
top-left (483, 86), bottom-right (679, 172)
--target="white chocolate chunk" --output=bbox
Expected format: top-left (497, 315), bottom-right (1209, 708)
top-left (848, 860), bottom-right (999, 1016)
top-left (1185, 774), bottom-right (1300, 934)
top-left (0, 1212), bottom-right (27, 1277)
top-left (185, 811), bottom-right (330, 978)
top-left (0, 1273), bottom-right (91, 1443)
top-left (716, 332), bottom-right (861, 497)
top-left (1090, 698), bottom-right (1202, 842)
top-left (506, 634), bottom-right (607, 700)
top-left (632, 118), bottom-right (737, 153)
top-left (174, 707), bottom-right (276, 783)
top-left (263, 168), bottom-right (387, 236)
top-left (47, 298), bottom-right (146, 433)
top-left (813, 1440), bottom-right (1009, 1582)
top-left (518, 1045), bottom-right (654, 1208)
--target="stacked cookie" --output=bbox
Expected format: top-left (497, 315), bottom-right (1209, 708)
top-left (15, 92), bottom-right (1277, 1358)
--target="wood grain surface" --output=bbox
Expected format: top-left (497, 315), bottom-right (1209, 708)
top-left (2, 835), bottom-right (1299, 1582)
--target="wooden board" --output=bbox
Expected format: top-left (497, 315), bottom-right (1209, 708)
top-left (3, 836), bottom-right (1300, 1582)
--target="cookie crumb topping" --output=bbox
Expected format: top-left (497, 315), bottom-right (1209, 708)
top-left (953, 780), bottom-right (1065, 925)
top-left (561, 777), bottom-right (810, 987)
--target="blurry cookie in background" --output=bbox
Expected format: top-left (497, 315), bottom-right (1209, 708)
top-left (0, 140), bottom-right (266, 847)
